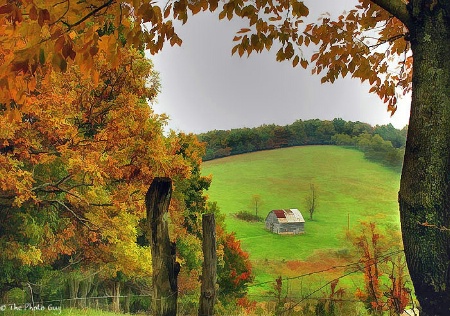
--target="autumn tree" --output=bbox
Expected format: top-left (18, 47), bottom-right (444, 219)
top-left (2, 0), bottom-right (450, 314)
top-left (0, 46), bottom-right (197, 300)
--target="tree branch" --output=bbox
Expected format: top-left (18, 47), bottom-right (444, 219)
top-left (366, 33), bottom-right (407, 49)
top-left (58, 0), bottom-right (116, 29)
top-left (32, 174), bottom-right (72, 192)
top-left (370, 0), bottom-right (412, 29)
top-left (49, 199), bottom-right (98, 231)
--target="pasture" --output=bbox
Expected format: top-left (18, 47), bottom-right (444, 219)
top-left (202, 146), bottom-right (402, 293)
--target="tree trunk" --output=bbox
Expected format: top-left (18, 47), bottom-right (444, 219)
top-left (112, 281), bottom-right (121, 313)
top-left (146, 177), bottom-right (179, 316)
top-left (198, 214), bottom-right (217, 316)
top-left (67, 275), bottom-right (80, 308)
top-left (399, 3), bottom-right (450, 315)
top-left (124, 286), bottom-right (131, 314)
top-left (77, 276), bottom-right (92, 309)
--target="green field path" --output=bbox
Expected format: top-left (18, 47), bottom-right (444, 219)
top-left (202, 146), bottom-right (401, 263)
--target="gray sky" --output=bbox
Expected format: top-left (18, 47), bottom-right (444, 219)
top-left (150, 2), bottom-right (411, 134)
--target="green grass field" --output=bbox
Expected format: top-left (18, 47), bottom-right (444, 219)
top-left (202, 146), bottom-right (402, 291)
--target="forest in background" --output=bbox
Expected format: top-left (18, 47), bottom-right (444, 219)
top-left (197, 119), bottom-right (407, 171)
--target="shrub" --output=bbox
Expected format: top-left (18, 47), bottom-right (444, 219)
top-left (235, 210), bottom-right (262, 222)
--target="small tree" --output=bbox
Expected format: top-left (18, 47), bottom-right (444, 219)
top-left (272, 276), bottom-right (287, 315)
top-left (250, 194), bottom-right (263, 219)
top-left (305, 183), bottom-right (318, 220)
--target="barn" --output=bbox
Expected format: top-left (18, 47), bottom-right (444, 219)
top-left (265, 209), bottom-right (305, 234)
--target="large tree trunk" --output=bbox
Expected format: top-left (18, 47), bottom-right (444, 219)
top-left (399, 3), bottom-right (450, 315)
top-left (146, 177), bottom-right (179, 316)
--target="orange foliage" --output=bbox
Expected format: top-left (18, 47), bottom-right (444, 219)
top-left (178, 269), bottom-right (201, 295)
top-left (349, 222), bottom-right (410, 314)
top-left (218, 232), bottom-right (254, 297)
top-left (0, 0), bottom-right (411, 116)
top-left (0, 46), bottom-right (203, 280)
top-left (236, 296), bottom-right (257, 314)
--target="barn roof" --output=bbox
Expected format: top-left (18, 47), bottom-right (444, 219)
top-left (273, 210), bottom-right (286, 218)
top-left (269, 209), bottom-right (305, 223)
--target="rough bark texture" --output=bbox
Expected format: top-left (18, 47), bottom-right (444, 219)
top-left (399, 2), bottom-right (450, 315)
top-left (146, 177), bottom-right (179, 316)
top-left (198, 214), bottom-right (217, 316)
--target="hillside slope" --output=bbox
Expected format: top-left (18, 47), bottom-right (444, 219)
top-left (202, 146), bottom-right (401, 261)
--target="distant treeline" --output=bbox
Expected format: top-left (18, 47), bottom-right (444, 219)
top-left (197, 118), bottom-right (407, 171)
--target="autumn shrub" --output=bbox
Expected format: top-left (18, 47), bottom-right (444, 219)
top-left (348, 222), bottom-right (410, 315)
top-left (236, 296), bottom-right (258, 314)
top-left (217, 233), bottom-right (254, 299)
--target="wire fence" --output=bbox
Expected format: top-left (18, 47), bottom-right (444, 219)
top-left (0, 249), bottom-right (414, 315)
top-left (0, 293), bottom-right (214, 315)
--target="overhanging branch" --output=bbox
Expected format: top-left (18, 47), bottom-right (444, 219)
top-left (370, 0), bottom-right (412, 29)
top-left (58, 0), bottom-right (115, 29)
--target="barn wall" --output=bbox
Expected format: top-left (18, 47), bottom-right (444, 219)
top-left (265, 213), bottom-right (278, 232)
top-left (279, 222), bottom-right (304, 234)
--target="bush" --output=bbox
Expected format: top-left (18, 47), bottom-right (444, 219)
top-left (235, 211), bottom-right (262, 222)
top-left (4, 288), bottom-right (26, 304)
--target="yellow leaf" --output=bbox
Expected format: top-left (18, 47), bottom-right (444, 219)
top-left (41, 24), bottom-right (51, 38)
top-left (69, 30), bottom-right (77, 40)
top-left (92, 70), bottom-right (99, 86)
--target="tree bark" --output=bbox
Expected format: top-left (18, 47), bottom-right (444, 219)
top-left (146, 177), bottom-right (179, 316)
top-left (198, 214), bottom-right (217, 316)
top-left (399, 2), bottom-right (450, 315)
top-left (112, 281), bottom-right (121, 313)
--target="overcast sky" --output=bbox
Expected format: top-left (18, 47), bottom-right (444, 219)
top-left (150, 1), bottom-right (411, 134)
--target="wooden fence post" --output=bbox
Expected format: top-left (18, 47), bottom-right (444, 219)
top-left (198, 213), bottom-right (217, 316)
top-left (146, 177), bottom-right (179, 316)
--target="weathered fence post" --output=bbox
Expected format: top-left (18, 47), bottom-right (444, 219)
top-left (198, 213), bottom-right (217, 316)
top-left (145, 177), bottom-right (179, 316)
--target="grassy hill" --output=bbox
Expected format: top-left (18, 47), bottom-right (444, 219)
top-left (202, 146), bottom-right (402, 293)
